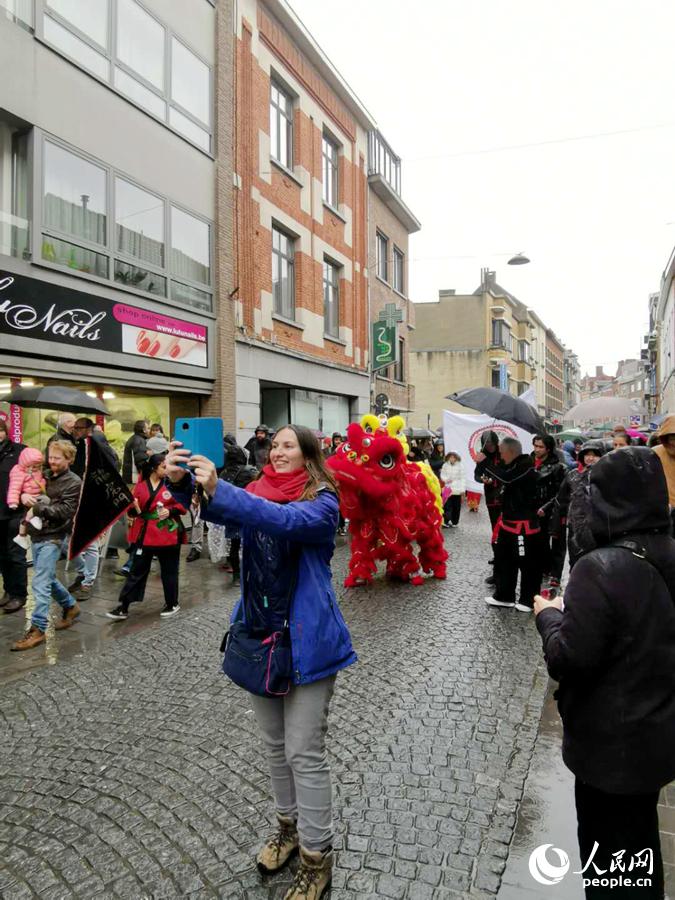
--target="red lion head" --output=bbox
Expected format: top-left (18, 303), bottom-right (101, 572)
top-left (327, 422), bottom-right (405, 501)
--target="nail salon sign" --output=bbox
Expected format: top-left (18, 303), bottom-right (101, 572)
top-left (0, 272), bottom-right (207, 367)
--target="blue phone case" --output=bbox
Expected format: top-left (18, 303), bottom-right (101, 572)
top-left (174, 418), bottom-right (224, 469)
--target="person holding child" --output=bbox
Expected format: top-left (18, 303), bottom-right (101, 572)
top-left (10, 440), bottom-right (82, 650)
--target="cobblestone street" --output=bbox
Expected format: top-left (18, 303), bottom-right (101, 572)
top-left (0, 509), bottom-right (550, 898)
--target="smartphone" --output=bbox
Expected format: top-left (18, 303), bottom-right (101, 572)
top-left (174, 417), bottom-right (224, 469)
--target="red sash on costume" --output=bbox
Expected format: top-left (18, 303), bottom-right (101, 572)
top-left (491, 514), bottom-right (541, 544)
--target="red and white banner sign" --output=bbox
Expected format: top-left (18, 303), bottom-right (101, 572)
top-left (442, 410), bottom-right (534, 495)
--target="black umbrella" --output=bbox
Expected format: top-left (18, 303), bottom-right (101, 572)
top-left (403, 427), bottom-right (436, 439)
top-left (1, 385), bottom-right (110, 415)
top-left (446, 387), bottom-right (544, 434)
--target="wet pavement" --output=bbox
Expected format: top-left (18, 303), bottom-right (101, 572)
top-left (0, 510), bottom-right (671, 898)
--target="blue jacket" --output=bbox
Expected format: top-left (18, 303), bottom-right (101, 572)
top-left (171, 476), bottom-right (357, 686)
top-left (561, 440), bottom-right (577, 469)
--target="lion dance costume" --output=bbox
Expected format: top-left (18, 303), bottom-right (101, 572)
top-left (327, 414), bottom-right (448, 586)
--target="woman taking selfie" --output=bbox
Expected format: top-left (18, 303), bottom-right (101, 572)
top-left (107, 454), bottom-right (186, 621)
top-left (166, 425), bottom-right (355, 900)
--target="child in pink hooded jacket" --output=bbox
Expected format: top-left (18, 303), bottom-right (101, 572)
top-left (7, 448), bottom-right (46, 549)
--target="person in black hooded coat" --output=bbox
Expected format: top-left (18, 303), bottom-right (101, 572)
top-left (535, 447), bottom-right (675, 899)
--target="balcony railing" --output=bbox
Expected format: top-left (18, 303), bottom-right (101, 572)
top-left (368, 130), bottom-right (401, 196)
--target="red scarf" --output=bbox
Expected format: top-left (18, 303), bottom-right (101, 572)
top-left (534, 457), bottom-right (543, 469)
top-left (245, 464), bottom-right (309, 503)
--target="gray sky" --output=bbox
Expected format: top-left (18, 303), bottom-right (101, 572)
top-left (289, 0), bottom-right (675, 375)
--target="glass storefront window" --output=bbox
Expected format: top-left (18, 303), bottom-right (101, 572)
top-left (114, 260), bottom-right (166, 296)
top-left (43, 15), bottom-right (109, 80)
top-left (115, 177), bottom-right (164, 267)
top-left (170, 206), bottom-right (210, 286)
top-left (41, 235), bottom-right (108, 278)
top-left (171, 38), bottom-right (210, 127)
top-left (46, 0), bottom-right (108, 49)
top-left (116, 0), bottom-right (164, 91)
top-left (43, 141), bottom-right (107, 246)
top-left (290, 389), bottom-right (349, 434)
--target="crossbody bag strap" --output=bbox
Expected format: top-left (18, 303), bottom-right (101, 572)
top-left (610, 538), bottom-right (675, 606)
top-left (282, 544), bottom-right (301, 629)
top-left (135, 480), bottom-right (162, 546)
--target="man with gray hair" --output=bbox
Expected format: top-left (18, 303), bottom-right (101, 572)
top-left (47, 413), bottom-right (77, 449)
top-left (476, 436), bottom-right (543, 612)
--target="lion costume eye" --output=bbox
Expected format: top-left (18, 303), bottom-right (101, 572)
top-left (343, 443), bottom-right (350, 452)
top-left (379, 454), bottom-right (395, 470)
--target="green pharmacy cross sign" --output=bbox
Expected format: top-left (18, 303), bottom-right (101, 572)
top-left (372, 303), bottom-right (403, 371)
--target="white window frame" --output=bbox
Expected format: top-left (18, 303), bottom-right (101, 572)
top-left (376, 230), bottom-right (388, 282)
top-left (36, 0), bottom-right (214, 154)
top-left (322, 132), bottom-right (339, 209)
top-left (272, 224), bottom-right (295, 320)
top-left (392, 246), bottom-right (404, 294)
top-left (270, 79), bottom-right (294, 170)
top-left (323, 257), bottom-right (340, 337)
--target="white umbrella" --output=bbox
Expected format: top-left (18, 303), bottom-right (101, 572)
top-left (564, 396), bottom-right (645, 423)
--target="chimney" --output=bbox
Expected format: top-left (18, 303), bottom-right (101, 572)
top-left (480, 268), bottom-right (496, 291)
top-left (595, 365), bottom-right (604, 378)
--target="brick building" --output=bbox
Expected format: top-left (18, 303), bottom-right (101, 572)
top-left (232, 0), bottom-right (373, 440)
top-left (368, 131), bottom-right (420, 417)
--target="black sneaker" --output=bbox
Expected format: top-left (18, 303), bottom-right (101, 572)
top-left (114, 566), bottom-right (131, 577)
top-left (67, 574), bottom-right (84, 592)
top-left (106, 606), bottom-right (128, 621)
top-left (485, 575), bottom-right (496, 586)
top-left (186, 548), bottom-right (201, 563)
top-left (160, 605), bottom-right (180, 618)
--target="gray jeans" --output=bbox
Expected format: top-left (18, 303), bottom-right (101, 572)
top-left (250, 675), bottom-right (336, 851)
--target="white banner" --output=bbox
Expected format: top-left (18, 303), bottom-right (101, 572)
top-left (442, 410), bottom-right (535, 494)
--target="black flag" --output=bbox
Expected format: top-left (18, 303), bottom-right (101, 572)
top-left (69, 436), bottom-right (133, 560)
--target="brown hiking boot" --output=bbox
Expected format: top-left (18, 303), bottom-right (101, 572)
top-left (55, 603), bottom-right (81, 630)
top-left (283, 846), bottom-right (333, 900)
top-left (11, 626), bottom-right (46, 652)
top-left (256, 814), bottom-right (299, 874)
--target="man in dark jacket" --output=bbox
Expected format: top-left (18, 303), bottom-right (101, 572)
top-left (68, 418), bottom-right (119, 594)
top-left (474, 430), bottom-right (502, 583)
top-left (244, 424), bottom-right (272, 470)
top-left (46, 413), bottom-right (77, 450)
top-left (11, 439), bottom-right (82, 650)
top-left (0, 418), bottom-right (28, 613)
top-left (122, 420), bottom-right (149, 483)
top-left (535, 447), bottom-right (675, 898)
top-left (217, 439), bottom-right (257, 580)
top-left (551, 439), bottom-right (604, 569)
top-left (72, 417), bottom-right (119, 477)
top-left (532, 433), bottom-right (567, 585)
top-left (479, 437), bottom-right (543, 611)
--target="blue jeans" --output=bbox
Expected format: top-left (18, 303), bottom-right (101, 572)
top-left (31, 540), bottom-right (76, 632)
top-left (63, 537), bottom-right (98, 586)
